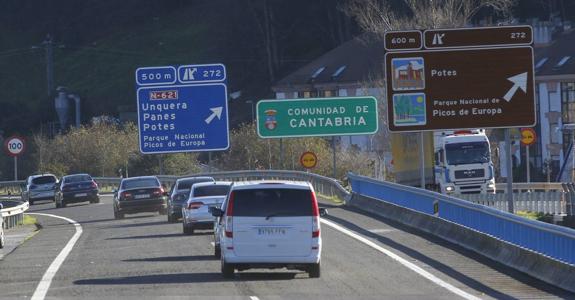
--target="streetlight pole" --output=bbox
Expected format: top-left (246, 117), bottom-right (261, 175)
top-left (43, 35), bottom-right (54, 96)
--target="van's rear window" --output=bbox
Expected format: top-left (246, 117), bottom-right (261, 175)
top-left (232, 188), bottom-right (312, 217)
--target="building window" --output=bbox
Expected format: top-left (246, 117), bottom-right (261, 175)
top-left (561, 82), bottom-right (575, 123)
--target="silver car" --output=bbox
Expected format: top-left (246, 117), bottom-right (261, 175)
top-left (182, 181), bottom-right (231, 235)
top-left (22, 174), bottom-right (58, 205)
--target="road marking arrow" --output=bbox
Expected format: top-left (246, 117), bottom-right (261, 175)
top-left (503, 72), bottom-right (528, 102)
top-left (205, 107), bottom-right (223, 124)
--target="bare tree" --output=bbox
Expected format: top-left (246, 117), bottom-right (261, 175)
top-left (344, 0), bottom-right (515, 33)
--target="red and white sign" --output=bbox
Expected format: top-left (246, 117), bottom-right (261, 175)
top-left (4, 136), bottom-right (26, 157)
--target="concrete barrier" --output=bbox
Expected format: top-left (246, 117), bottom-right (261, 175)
top-left (348, 193), bottom-right (575, 293)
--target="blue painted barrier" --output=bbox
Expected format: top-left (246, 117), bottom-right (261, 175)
top-left (349, 173), bottom-right (575, 265)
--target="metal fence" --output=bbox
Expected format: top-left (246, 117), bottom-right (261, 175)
top-left (1, 200), bottom-right (29, 230)
top-left (349, 172), bottom-right (575, 265)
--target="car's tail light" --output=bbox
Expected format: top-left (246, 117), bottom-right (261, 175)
top-left (62, 185), bottom-right (72, 192)
top-left (91, 181), bottom-right (98, 188)
top-left (311, 191), bottom-right (320, 238)
top-left (152, 188), bottom-right (163, 197)
top-left (121, 192), bottom-right (132, 200)
top-left (225, 192), bottom-right (235, 238)
top-left (187, 201), bottom-right (203, 209)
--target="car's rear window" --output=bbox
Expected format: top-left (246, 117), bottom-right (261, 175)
top-left (64, 175), bottom-right (92, 183)
top-left (121, 178), bottom-right (159, 189)
top-left (177, 178), bottom-right (214, 190)
top-left (31, 176), bottom-right (57, 185)
top-left (232, 188), bottom-right (312, 217)
top-left (193, 185), bottom-right (230, 197)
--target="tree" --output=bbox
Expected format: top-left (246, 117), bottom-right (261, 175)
top-left (343, 0), bottom-right (515, 33)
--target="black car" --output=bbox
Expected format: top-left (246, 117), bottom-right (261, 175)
top-left (167, 176), bottom-right (214, 223)
top-left (55, 174), bottom-right (100, 208)
top-left (113, 176), bottom-right (168, 219)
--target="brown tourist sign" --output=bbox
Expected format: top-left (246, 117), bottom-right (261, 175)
top-left (384, 25), bottom-right (536, 132)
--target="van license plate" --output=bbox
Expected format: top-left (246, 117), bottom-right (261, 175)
top-left (258, 228), bottom-right (286, 235)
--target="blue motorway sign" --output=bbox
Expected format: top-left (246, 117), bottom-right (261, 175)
top-left (136, 64), bottom-right (229, 154)
top-left (178, 64), bottom-right (226, 83)
top-left (135, 66), bottom-right (177, 86)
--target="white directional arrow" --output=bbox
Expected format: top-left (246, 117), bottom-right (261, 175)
top-left (205, 107), bottom-right (223, 124)
top-left (503, 72), bottom-right (528, 102)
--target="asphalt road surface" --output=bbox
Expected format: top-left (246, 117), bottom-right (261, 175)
top-left (0, 195), bottom-right (573, 300)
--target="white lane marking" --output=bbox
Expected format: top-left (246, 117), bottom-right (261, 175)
top-left (369, 228), bottom-right (397, 234)
top-left (321, 219), bottom-right (481, 300)
top-left (210, 242), bottom-right (215, 246)
top-left (250, 296), bottom-right (260, 300)
top-left (28, 213), bottom-right (83, 300)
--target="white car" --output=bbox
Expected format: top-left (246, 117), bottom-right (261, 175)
top-left (0, 203), bottom-right (4, 249)
top-left (182, 181), bottom-right (232, 235)
top-left (211, 181), bottom-right (327, 278)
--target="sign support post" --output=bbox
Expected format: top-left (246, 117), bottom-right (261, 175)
top-left (505, 129), bottom-right (514, 213)
top-left (14, 156), bottom-right (18, 181)
top-left (332, 137), bottom-right (337, 179)
top-left (420, 132), bottom-right (425, 189)
top-left (526, 145), bottom-right (530, 183)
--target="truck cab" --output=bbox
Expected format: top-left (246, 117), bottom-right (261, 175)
top-left (434, 129), bottom-right (496, 194)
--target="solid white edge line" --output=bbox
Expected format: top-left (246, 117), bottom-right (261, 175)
top-left (320, 219), bottom-right (482, 300)
top-left (28, 213), bottom-right (83, 300)
top-left (249, 296), bottom-right (260, 300)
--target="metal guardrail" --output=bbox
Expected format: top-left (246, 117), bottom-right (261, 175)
top-left (92, 170), bottom-right (350, 202)
top-left (349, 172), bottom-right (575, 265)
top-left (1, 200), bottom-right (29, 230)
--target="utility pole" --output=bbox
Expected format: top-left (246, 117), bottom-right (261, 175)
top-left (43, 35), bottom-right (54, 96)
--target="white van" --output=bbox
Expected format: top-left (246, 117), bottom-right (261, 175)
top-left (211, 181), bottom-right (327, 278)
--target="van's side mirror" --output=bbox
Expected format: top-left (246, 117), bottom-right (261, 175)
top-left (210, 207), bottom-right (223, 217)
top-left (319, 208), bottom-right (328, 217)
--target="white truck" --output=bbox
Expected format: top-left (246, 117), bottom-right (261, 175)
top-left (433, 129), bottom-right (496, 194)
top-left (391, 129), bottom-right (495, 194)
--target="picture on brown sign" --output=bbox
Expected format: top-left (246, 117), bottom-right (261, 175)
top-left (391, 57), bottom-right (425, 91)
top-left (393, 93), bottom-right (427, 127)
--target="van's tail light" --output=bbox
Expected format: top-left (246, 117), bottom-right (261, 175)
top-left (187, 201), bottom-right (204, 209)
top-left (121, 192), bottom-right (132, 200)
top-left (152, 188), bottom-right (163, 197)
top-left (311, 191), bottom-right (320, 238)
top-left (225, 192), bottom-right (235, 238)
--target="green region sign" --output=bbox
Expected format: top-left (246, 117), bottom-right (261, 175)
top-left (257, 97), bottom-right (378, 138)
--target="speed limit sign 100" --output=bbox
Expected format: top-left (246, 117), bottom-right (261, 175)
top-left (5, 136), bottom-right (25, 157)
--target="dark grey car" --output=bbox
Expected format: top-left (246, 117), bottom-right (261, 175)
top-left (167, 176), bottom-right (214, 223)
top-left (113, 176), bottom-right (168, 219)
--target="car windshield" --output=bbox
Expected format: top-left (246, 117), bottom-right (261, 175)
top-left (193, 185), bottom-right (230, 197)
top-left (177, 178), bottom-right (214, 190)
top-left (232, 188), bottom-right (312, 217)
top-left (445, 142), bottom-right (490, 165)
top-left (31, 176), bottom-right (56, 185)
top-left (121, 178), bottom-right (159, 189)
top-left (64, 175), bottom-right (92, 183)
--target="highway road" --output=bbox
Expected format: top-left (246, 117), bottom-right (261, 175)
top-left (0, 195), bottom-right (573, 299)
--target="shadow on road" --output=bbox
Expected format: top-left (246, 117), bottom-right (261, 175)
top-left (123, 255), bottom-right (216, 262)
top-left (107, 232), bottom-right (197, 240)
top-left (74, 272), bottom-right (298, 285)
